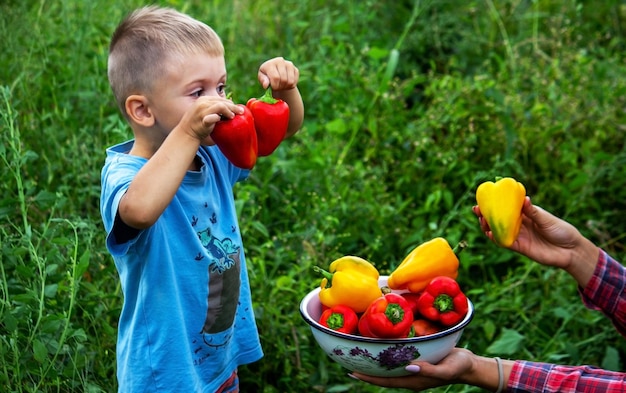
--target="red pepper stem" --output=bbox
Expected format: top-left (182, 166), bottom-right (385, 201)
top-left (385, 303), bottom-right (406, 325)
top-left (258, 87), bottom-right (279, 104)
top-left (326, 312), bottom-right (345, 330)
top-left (433, 294), bottom-right (454, 313)
top-left (313, 266), bottom-right (333, 287)
top-left (452, 240), bottom-right (468, 256)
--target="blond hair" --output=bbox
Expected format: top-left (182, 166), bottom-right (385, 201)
top-left (107, 6), bottom-right (224, 117)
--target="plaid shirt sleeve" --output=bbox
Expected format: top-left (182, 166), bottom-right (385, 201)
top-left (579, 250), bottom-right (626, 337)
top-left (508, 250), bottom-right (626, 392)
top-left (508, 362), bottom-right (626, 392)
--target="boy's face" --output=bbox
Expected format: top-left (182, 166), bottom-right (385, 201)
top-left (147, 52), bottom-right (228, 138)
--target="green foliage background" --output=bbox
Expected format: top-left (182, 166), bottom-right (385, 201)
top-left (1, 0), bottom-right (625, 392)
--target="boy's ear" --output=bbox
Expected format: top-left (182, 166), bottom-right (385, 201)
top-left (125, 95), bottom-right (155, 127)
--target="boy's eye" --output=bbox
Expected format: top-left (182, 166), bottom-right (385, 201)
top-left (191, 89), bottom-right (204, 98)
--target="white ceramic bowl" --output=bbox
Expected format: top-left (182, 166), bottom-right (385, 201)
top-left (300, 276), bottom-right (474, 377)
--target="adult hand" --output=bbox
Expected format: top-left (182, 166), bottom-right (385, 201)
top-left (350, 348), bottom-right (492, 392)
top-left (473, 197), bottom-right (598, 287)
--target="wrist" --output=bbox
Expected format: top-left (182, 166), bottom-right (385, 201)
top-left (494, 357), bottom-right (505, 393)
top-left (456, 351), bottom-right (485, 387)
top-left (463, 355), bottom-right (511, 392)
top-left (566, 237), bottom-right (599, 288)
top-left (272, 86), bottom-right (300, 104)
top-left (171, 123), bottom-right (205, 145)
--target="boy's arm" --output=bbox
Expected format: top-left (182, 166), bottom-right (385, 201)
top-left (119, 127), bottom-right (202, 229)
top-left (119, 97), bottom-right (242, 230)
top-left (274, 87), bottom-right (304, 138)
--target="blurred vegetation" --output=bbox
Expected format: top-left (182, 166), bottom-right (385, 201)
top-left (1, 0), bottom-right (625, 392)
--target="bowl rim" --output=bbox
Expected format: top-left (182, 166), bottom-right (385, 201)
top-left (300, 282), bottom-right (474, 344)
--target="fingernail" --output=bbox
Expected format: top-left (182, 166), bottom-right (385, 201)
top-left (347, 373), bottom-right (361, 381)
top-left (405, 364), bottom-right (421, 373)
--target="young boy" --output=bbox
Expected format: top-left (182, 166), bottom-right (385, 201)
top-left (100, 6), bottom-right (304, 392)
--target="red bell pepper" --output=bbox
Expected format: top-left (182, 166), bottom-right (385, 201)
top-left (319, 304), bottom-right (358, 335)
top-left (246, 87), bottom-right (290, 157)
top-left (358, 293), bottom-right (414, 338)
top-left (410, 319), bottom-right (441, 337)
top-left (400, 292), bottom-right (421, 316)
top-left (212, 104), bottom-right (258, 169)
top-left (416, 276), bottom-right (468, 327)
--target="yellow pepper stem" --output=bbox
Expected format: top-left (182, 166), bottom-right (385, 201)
top-left (312, 266), bottom-right (333, 288)
top-left (453, 240), bottom-right (468, 256)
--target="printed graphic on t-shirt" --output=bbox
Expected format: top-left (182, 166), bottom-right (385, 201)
top-left (197, 227), bottom-right (241, 337)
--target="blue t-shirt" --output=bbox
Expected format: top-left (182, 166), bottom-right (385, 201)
top-left (100, 140), bottom-right (263, 392)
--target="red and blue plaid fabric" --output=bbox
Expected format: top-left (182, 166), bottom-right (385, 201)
top-left (508, 250), bottom-right (626, 392)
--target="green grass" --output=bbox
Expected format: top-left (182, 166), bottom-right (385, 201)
top-left (1, 0), bottom-right (625, 392)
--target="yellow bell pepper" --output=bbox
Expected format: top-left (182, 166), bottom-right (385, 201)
top-left (476, 177), bottom-right (526, 247)
top-left (314, 256), bottom-right (383, 313)
top-left (387, 237), bottom-right (462, 293)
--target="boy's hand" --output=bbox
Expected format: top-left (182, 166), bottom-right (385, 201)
top-left (179, 96), bottom-right (244, 144)
top-left (257, 57), bottom-right (304, 138)
top-left (258, 57), bottom-right (300, 91)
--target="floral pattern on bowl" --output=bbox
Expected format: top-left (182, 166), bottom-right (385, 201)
top-left (329, 343), bottom-right (421, 371)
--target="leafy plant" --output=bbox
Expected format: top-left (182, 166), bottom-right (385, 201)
top-left (1, 0), bottom-right (625, 392)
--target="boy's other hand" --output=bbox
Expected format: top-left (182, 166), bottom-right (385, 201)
top-left (258, 57), bottom-right (299, 91)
